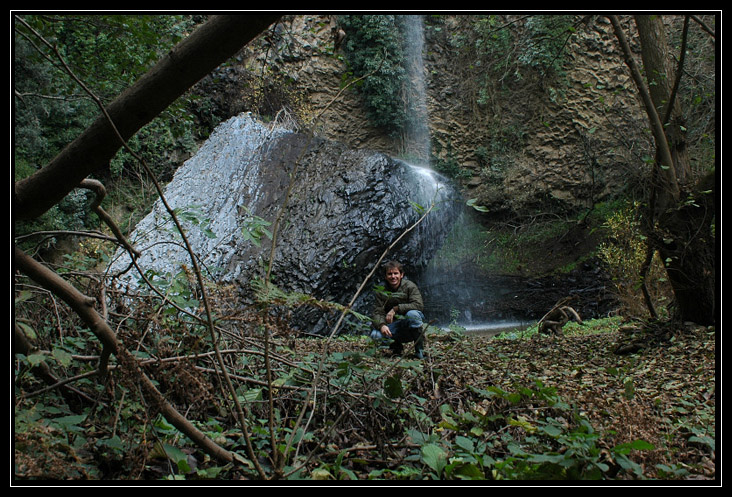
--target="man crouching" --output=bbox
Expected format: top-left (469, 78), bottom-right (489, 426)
top-left (370, 260), bottom-right (426, 359)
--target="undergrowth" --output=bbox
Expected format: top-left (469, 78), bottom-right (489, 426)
top-left (13, 232), bottom-right (714, 481)
top-left (14, 279), bottom-right (716, 482)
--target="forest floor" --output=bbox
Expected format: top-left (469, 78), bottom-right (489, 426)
top-left (14, 318), bottom-right (717, 483)
top-left (293, 319), bottom-right (717, 482)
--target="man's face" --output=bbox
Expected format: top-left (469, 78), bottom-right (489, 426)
top-left (385, 267), bottom-right (404, 290)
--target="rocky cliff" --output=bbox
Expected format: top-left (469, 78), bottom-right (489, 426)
top-left (199, 15), bottom-right (648, 220)
top-left (181, 14), bottom-right (645, 323)
top-left (424, 15), bottom-right (649, 218)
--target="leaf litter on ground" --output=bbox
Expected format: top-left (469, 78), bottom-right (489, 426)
top-left (294, 319), bottom-right (716, 480)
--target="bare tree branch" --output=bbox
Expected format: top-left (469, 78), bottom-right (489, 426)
top-left (15, 245), bottom-right (238, 463)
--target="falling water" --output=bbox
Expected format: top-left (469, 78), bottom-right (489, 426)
top-left (402, 15), bottom-right (430, 165)
top-left (399, 15), bottom-right (529, 334)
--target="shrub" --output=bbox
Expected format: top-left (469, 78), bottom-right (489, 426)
top-left (598, 201), bottom-right (672, 317)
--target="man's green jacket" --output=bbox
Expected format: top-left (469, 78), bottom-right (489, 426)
top-left (371, 278), bottom-right (424, 330)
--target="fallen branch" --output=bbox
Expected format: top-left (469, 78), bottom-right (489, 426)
top-left (537, 298), bottom-right (583, 336)
top-left (14, 246), bottom-right (236, 464)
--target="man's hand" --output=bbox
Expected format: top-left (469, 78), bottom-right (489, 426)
top-left (380, 324), bottom-right (392, 338)
top-left (385, 308), bottom-right (396, 324)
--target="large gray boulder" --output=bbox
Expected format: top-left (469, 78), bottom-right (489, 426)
top-left (109, 113), bottom-right (460, 334)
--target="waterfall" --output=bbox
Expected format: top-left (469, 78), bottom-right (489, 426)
top-left (402, 15), bottom-right (430, 165)
top-left (398, 15), bottom-right (529, 333)
top-left (104, 16), bottom-right (523, 334)
top-left (399, 14), bottom-right (456, 263)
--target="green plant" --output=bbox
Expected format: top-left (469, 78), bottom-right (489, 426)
top-left (398, 376), bottom-right (659, 481)
top-left (239, 206), bottom-right (272, 247)
top-left (312, 450), bottom-right (358, 480)
top-left (598, 201), bottom-right (673, 317)
top-left (337, 15), bottom-right (406, 135)
top-left (519, 15), bottom-right (576, 77)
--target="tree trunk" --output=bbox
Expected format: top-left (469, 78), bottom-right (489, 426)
top-left (632, 15), bottom-right (716, 325)
top-left (635, 15), bottom-right (692, 187)
top-left (654, 173), bottom-right (715, 325)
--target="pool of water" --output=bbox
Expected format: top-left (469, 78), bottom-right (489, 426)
top-left (440, 321), bottom-right (534, 337)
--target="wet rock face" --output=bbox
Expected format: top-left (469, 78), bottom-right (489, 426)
top-left (110, 113), bottom-right (460, 334)
top-left (264, 134), bottom-right (461, 334)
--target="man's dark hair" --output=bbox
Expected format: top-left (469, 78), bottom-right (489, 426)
top-left (383, 260), bottom-right (404, 274)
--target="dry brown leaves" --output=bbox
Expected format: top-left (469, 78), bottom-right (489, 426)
top-left (295, 323), bottom-right (716, 480)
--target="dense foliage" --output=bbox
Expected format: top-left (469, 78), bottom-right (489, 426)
top-left (14, 14), bottom-right (202, 237)
top-left (337, 15), bottom-right (407, 136)
top-left (14, 296), bottom-right (716, 480)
